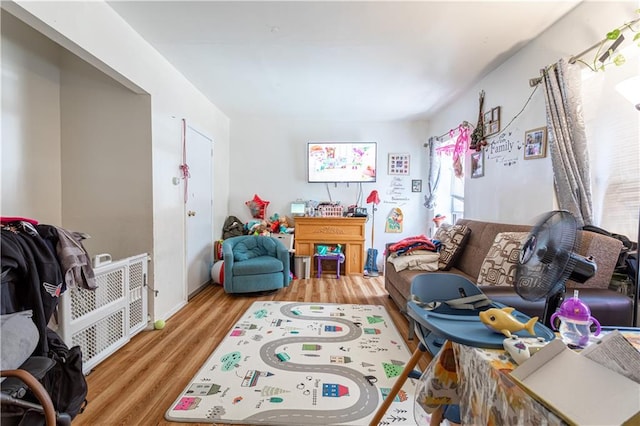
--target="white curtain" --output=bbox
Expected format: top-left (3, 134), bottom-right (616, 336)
top-left (541, 59), bottom-right (594, 226)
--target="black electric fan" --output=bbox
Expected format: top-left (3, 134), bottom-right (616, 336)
top-left (515, 210), bottom-right (597, 327)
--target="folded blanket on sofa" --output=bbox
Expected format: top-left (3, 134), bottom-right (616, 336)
top-left (388, 250), bottom-right (440, 272)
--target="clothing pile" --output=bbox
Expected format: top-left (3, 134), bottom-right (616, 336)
top-left (1, 217), bottom-right (97, 355)
top-left (386, 234), bottom-right (443, 272)
top-left (1, 217), bottom-right (94, 422)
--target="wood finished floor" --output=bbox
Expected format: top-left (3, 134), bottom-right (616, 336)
top-left (74, 275), bottom-right (430, 426)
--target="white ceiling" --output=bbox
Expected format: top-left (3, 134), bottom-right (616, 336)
top-left (108, 1), bottom-right (580, 121)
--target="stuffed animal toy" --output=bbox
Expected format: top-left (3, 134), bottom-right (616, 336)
top-left (279, 216), bottom-right (294, 233)
top-left (249, 220), bottom-right (270, 236)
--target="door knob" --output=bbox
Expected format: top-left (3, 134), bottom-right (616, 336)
top-left (187, 210), bottom-right (196, 217)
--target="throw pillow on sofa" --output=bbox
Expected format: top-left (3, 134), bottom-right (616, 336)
top-left (433, 224), bottom-right (471, 270)
top-left (477, 232), bottom-right (529, 286)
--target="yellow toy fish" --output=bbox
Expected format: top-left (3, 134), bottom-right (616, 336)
top-left (479, 307), bottom-right (538, 338)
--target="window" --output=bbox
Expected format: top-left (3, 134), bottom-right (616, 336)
top-left (431, 137), bottom-right (465, 235)
top-left (581, 45), bottom-right (639, 239)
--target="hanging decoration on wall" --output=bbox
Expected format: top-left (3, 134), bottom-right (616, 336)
top-left (486, 131), bottom-right (522, 167)
top-left (179, 118), bottom-right (191, 204)
top-left (450, 123), bottom-right (470, 179)
top-left (470, 90), bottom-right (487, 151)
top-left (385, 207), bottom-right (403, 233)
top-left (387, 153), bottom-right (410, 175)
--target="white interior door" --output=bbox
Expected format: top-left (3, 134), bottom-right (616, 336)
top-left (185, 125), bottom-right (213, 297)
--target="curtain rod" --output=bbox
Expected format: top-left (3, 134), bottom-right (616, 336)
top-left (424, 121), bottom-right (472, 147)
top-left (528, 17), bottom-right (640, 87)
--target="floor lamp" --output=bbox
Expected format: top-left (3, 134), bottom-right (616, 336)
top-left (365, 190), bottom-right (381, 277)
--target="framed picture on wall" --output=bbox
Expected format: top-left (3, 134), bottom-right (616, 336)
top-left (524, 127), bottom-right (548, 160)
top-left (388, 153), bottom-right (410, 175)
top-left (484, 106), bottom-right (501, 136)
top-left (470, 151), bottom-right (484, 178)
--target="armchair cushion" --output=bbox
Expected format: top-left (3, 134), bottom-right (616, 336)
top-left (233, 237), bottom-right (278, 261)
top-left (233, 256), bottom-right (284, 276)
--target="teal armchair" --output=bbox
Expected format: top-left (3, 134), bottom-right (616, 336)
top-left (222, 236), bottom-right (290, 293)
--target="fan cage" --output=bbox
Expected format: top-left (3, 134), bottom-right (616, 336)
top-left (58, 253), bottom-right (149, 374)
top-left (516, 210), bottom-right (579, 301)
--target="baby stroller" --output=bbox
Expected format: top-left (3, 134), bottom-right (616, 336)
top-left (2, 220), bottom-right (89, 425)
top-left (1, 311), bottom-right (72, 426)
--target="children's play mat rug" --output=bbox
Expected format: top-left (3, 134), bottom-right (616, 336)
top-left (166, 301), bottom-right (426, 425)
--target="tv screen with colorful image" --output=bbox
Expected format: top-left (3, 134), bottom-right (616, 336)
top-left (307, 142), bottom-right (377, 183)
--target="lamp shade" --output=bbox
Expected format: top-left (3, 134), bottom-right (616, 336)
top-left (366, 190), bottom-right (380, 205)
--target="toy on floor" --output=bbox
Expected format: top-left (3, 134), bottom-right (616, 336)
top-left (550, 290), bottom-right (601, 348)
top-left (479, 307), bottom-right (538, 338)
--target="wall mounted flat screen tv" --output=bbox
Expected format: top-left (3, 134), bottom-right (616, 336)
top-left (307, 142), bottom-right (377, 183)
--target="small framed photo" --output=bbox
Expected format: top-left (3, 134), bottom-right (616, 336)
top-left (388, 153), bottom-right (410, 175)
top-left (470, 151), bottom-right (484, 178)
top-left (524, 127), bottom-right (548, 160)
top-left (411, 179), bottom-right (422, 192)
top-left (483, 106), bottom-right (501, 136)
top-left (492, 106), bottom-right (501, 122)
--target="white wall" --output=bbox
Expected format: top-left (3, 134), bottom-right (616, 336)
top-left (2, 1), bottom-right (231, 321)
top-left (60, 50), bottom-right (154, 261)
top-left (1, 12), bottom-right (62, 224)
top-left (428, 1), bottom-right (639, 230)
top-left (230, 118), bottom-right (429, 271)
top-left (228, 2), bottom-right (639, 272)
top-left (2, 9), bottom-right (153, 266)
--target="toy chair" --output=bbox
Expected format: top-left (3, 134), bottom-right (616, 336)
top-left (222, 236), bottom-right (290, 293)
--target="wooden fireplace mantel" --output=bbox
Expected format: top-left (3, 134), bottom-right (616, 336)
top-left (293, 216), bottom-right (366, 276)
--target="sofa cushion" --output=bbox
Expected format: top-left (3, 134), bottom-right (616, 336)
top-left (454, 219), bottom-right (532, 282)
top-left (477, 232), bottom-right (529, 286)
top-left (568, 230), bottom-right (624, 289)
top-left (434, 224), bottom-right (471, 270)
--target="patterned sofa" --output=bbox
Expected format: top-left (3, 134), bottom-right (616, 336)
top-left (384, 218), bottom-right (634, 328)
